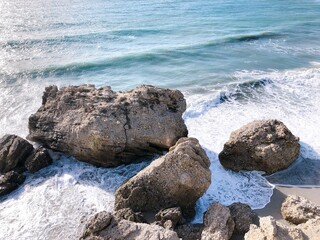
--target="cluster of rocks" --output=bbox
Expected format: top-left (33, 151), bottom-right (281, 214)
top-left (1, 84), bottom-right (308, 239)
top-left (0, 134), bottom-right (52, 197)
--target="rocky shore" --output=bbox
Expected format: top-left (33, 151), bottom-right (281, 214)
top-left (1, 84), bottom-right (318, 239)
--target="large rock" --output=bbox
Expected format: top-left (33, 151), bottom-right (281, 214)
top-left (299, 217), bottom-right (320, 240)
top-left (24, 147), bottom-right (53, 173)
top-left (27, 85), bottom-right (188, 167)
top-left (281, 195), bottom-right (320, 224)
top-left (201, 202), bottom-right (235, 240)
top-left (228, 202), bottom-right (258, 234)
top-left (0, 171), bottom-right (26, 197)
top-left (244, 216), bottom-right (304, 240)
top-left (219, 120), bottom-right (300, 174)
top-left (81, 211), bottom-right (179, 240)
top-left (0, 135), bottom-right (34, 173)
top-left (115, 137), bottom-right (211, 218)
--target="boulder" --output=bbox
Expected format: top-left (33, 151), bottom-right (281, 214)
top-left (228, 202), bottom-right (258, 234)
top-left (244, 216), bottom-right (304, 240)
top-left (114, 137), bottom-right (211, 218)
top-left (27, 85), bottom-right (188, 167)
top-left (155, 207), bottom-right (185, 229)
top-left (219, 120), bottom-right (300, 174)
top-left (81, 211), bottom-right (179, 240)
top-left (24, 147), bottom-right (53, 173)
top-left (0, 171), bottom-right (26, 197)
top-left (281, 195), bottom-right (320, 224)
top-left (0, 135), bottom-right (34, 173)
top-left (299, 217), bottom-right (320, 240)
top-left (114, 208), bottom-right (145, 223)
top-left (201, 202), bottom-right (235, 240)
top-left (175, 223), bottom-right (203, 240)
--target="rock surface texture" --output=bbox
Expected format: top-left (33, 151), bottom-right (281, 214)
top-left (281, 195), bottom-right (320, 224)
top-left (219, 120), bottom-right (300, 174)
top-left (25, 147), bottom-right (52, 173)
top-left (114, 137), bottom-right (211, 218)
top-left (228, 202), bottom-right (258, 234)
top-left (201, 202), bottom-right (235, 240)
top-left (155, 207), bottom-right (185, 229)
top-left (27, 85), bottom-right (188, 167)
top-left (0, 171), bottom-right (26, 197)
top-left (81, 211), bottom-right (179, 240)
top-left (299, 217), bottom-right (320, 240)
top-left (175, 223), bottom-right (203, 240)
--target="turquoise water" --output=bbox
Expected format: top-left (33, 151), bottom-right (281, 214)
top-left (0, 0), bottom-right (320, 239)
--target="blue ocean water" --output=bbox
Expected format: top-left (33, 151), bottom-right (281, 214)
top-left (0, 0), bottom-right (320, 239)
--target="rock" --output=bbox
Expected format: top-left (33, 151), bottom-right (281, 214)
top-left (0, 171), bottom-right (26, 197)
top-left (27, 85), bottom-right (188, 167)
top-left (175, 223), bottom-right (203, 240)
top-left (219, 120), bottom-right (300, 174)
top-left (244, 216), bottom-right (304, 240)
top-left (24, 147), bottom-right (53, 173)
top-left (228, 202), bottom-right (258, 234)
top-left (201, 202), bottom-right (235, 240)
top-left (114, 137), bottom-right (211, 218)
top-left (155, 207), bottom-right (185, 229)
top-left (299, 217), bottom-right (320, 240)
top-left (114, 208), bottom-right (146, 223)
top-left (81, 211), bottom-right (179, 240)
top-left (0, 134), bottom-right (34, 173)
top-left (281, 195), bottom-right (320, 224)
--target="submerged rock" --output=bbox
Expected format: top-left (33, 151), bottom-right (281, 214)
top-left (0, 171), bottom-right (26, 197)
top-left (201, 202), bottom-right (235, 240)
top-left (0, 134), bottom-right (33, 173)
top-left (81, 211), bottom-right (179, 240)
top-left (25, 147), bottom-right (53, 173)
top-left (219, 120), bottom-right (300, 174)
top-left (114, 137), bottom-right (211, 218)
top-left (281, 195), bottom-right (320, 224)
top-left (28, 85), bottom-right (188, 167)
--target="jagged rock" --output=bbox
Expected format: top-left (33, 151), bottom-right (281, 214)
top-left (27, 85), bottom-right (188, 167)
top-left (114, 208), bottom-right (145, 223)
top-left (0, 134), bottom-right (34, 173)
top-left (281, 195), bottom-right (320, 224)
top-left (219, 120), bottom-right (300, 174)
top-left (175, 223), bottom-right (203, 240)
top-left (244, 216), bottom-right (304, 240)
top-left (0, 171), bottom-right (26, 197)
top-left (299, 217), bottom-right (320, 240)
top-left (155, 207), bottom-right (185, 229)
top-left (201, 202), bottom-right (235, 240)
top-left (228, 202), bottom-right (258, 234)
top-left (81, 211), bottom-right (179, 240)
top-left (24, 147), bottom-right (53, 173)
top-left (114, 137), bottom-right (211, 218)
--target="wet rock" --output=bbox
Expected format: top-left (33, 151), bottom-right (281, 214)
top-left (155, 207), bottom-right (185, 229)
top-left (175, 223), bottom-right (203, 240)
top-left (114, 137), bottom-right (211, 218)
top-left (81, 211), bottom-right (179, 240)
top-left (114, 208), bottom-right (146, 223)
top-left (201, 202), bottom-right (235, 240)
top-left (228, 202), bottom-right (258, 234)
top-left (281, 195), bottom-right (320, 224)
top-left (0, 171), bottom-right (26, 197)
top-left (25, 147), bottom-right (53, 173)
top-left (219, 120), bottom-right (300, 174)
top-left (244, 216), bottom-right (304, 240)
top-left (27, 84), bottom-right (188, 167)
top-left (0, 134), bottom-right (34, 173)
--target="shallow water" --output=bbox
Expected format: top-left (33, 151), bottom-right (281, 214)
top-left (0, 0), bottom-right (319, 239)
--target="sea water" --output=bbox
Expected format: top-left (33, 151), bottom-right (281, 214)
top-left (0, 0), bottom-right (319, 239)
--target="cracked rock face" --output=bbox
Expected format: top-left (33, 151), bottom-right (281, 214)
top-left (219, 119), bottom-right (300, 174)
top-left (114, 137), bottom-right (211, 218)
top-left (27, 85), bottom-right (188, 167)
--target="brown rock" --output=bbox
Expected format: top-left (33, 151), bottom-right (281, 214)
top-left (114, 208), bottom-right (145, 223)
top-left (81, 211), bottom-right (179, 240)
top-left (25, 147), bottom-right (53, 173)
top-left (281, 195), bottom-right (320, 224)
top-left (27, 85), bottom-right (188, 167)
top-left (114, 137), bottom-right (211, 218)
top-left (201, 202), bottom-right (235, 240)
top-left (0, 171), bottom-right (26, 197)
top-left (228, 202), bottom-right (258, 234)
top-left (0, 134), bottom-right (34, 173)
top-left (219, 120), bottom-right (300, 174)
